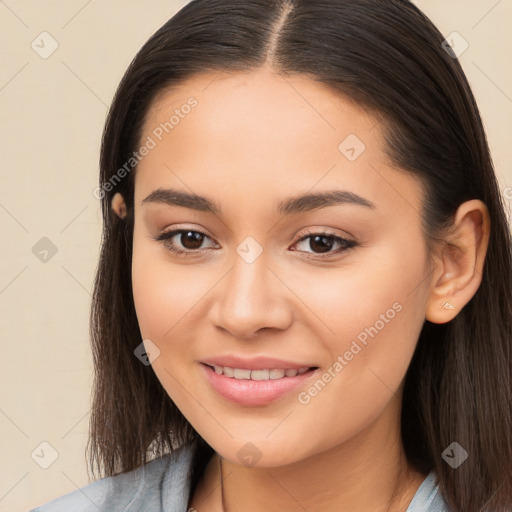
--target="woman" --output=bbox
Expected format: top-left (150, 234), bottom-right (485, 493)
top-left (31, 0), bottom-right (512, 510)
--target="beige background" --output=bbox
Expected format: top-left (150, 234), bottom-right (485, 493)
top-left (0, 1), bottom-right (510, 510)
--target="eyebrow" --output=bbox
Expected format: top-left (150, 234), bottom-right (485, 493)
top-left (141, 187), bottom-right (376, 216)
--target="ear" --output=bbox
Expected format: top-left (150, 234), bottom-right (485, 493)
top-left (111, 192), bottom-right (127, 219)
top-left (425, 199), bottom-right (490, 324)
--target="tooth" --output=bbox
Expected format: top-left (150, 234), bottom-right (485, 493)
top-left (214, 365), bottom-right (311, 379)
top-left (269, 369), bottom-right (285, 379)
top-left (223, 366), bottom-right (234, 377)
top-left (234, 368), bottom-right (251, 379)
top-left (251, 369), bottom-right (270, 380)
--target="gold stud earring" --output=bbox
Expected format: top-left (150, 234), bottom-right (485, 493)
top-left (441, 301), bottom-right (454, 310)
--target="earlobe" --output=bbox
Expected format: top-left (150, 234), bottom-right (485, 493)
top-left (425, 199), bottom-right (490, 324)
top-left (111, 192), bottom-right (127, 219)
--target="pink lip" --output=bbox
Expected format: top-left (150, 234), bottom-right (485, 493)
top-left (199, 362), bottom-right (319, 407)
top-left (201, 355), bottom-right (316, 370)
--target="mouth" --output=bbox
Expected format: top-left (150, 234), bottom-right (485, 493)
top-left (199, 362), bottom-right (320, 406)
top-left (203, 363), bottom-right (317, 380)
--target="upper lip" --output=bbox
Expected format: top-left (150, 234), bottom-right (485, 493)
top-left (201, 355), bottom-right (317, 371)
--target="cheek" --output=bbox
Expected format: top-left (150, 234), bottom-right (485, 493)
top-left (131, 235), bottom-right (205, 401)
top-left (277, 243), bottom-right (428, 450)
top-left (288, 238), bottom-right (428, 388)
top-left (131, 244), bottom-right (173, 340)
top-left (131, 230), bottom-right (224, 389)
top-left (131, 230), bottom-right (201, 340)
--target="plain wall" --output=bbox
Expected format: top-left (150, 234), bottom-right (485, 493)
top-left (0, 1), bottom-right (510, 510)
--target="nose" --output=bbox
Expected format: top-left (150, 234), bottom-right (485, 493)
top-left (208, 253), bottom-right (293, 339)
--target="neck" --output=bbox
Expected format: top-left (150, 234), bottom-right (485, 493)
top-left (189, 397), bottom-right (427, 512)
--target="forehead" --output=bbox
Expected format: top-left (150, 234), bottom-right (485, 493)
top-left (142, 67), bottom-right (379, 148)
top-left (134, 67), bottom-right (424, 218)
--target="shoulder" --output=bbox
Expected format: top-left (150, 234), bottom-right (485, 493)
top-left (28, 441), bottom-right (198, 512)
top-left (406, 471), bottom-right (452, 512)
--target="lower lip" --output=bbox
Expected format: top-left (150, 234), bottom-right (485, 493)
top-left (199, 363), bottom-right (319, 406)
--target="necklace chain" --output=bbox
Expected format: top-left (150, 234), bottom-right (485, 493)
top-left (220, 456), bottom-right (227, 512)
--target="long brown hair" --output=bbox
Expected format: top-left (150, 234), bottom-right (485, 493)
top-left (87, 1), bottom-right (512, 509)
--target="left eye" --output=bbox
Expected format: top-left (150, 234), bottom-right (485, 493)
top-left (293, 232), bottom-right (356, 256)
top-left (154, 229), bottom-right (357, 258)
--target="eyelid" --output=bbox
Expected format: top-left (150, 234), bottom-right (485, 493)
top-left (154, 223), bottom-right (216, 242)
top-left (295, 227), bottom-right (354, 243)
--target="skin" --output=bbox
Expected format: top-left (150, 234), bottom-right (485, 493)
top-left (112, 66), bottom-right (490, 511)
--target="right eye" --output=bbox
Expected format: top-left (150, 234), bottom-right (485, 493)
top-left (154, 228), bottom-right (219, 256)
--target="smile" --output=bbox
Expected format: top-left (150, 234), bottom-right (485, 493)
top-left (200, 363), bottom-right (319, 406)
top-left (207, 364), bottom-right (312, 380)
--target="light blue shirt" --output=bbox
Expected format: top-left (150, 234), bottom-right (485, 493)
top-left (29, 441), bottom-right (451, 511)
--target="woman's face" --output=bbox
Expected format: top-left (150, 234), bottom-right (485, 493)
top-left (131, 67), bottom-right (432, 467)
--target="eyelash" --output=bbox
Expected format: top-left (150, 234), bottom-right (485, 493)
top-left (153, 227), bottom-right (357, 260)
